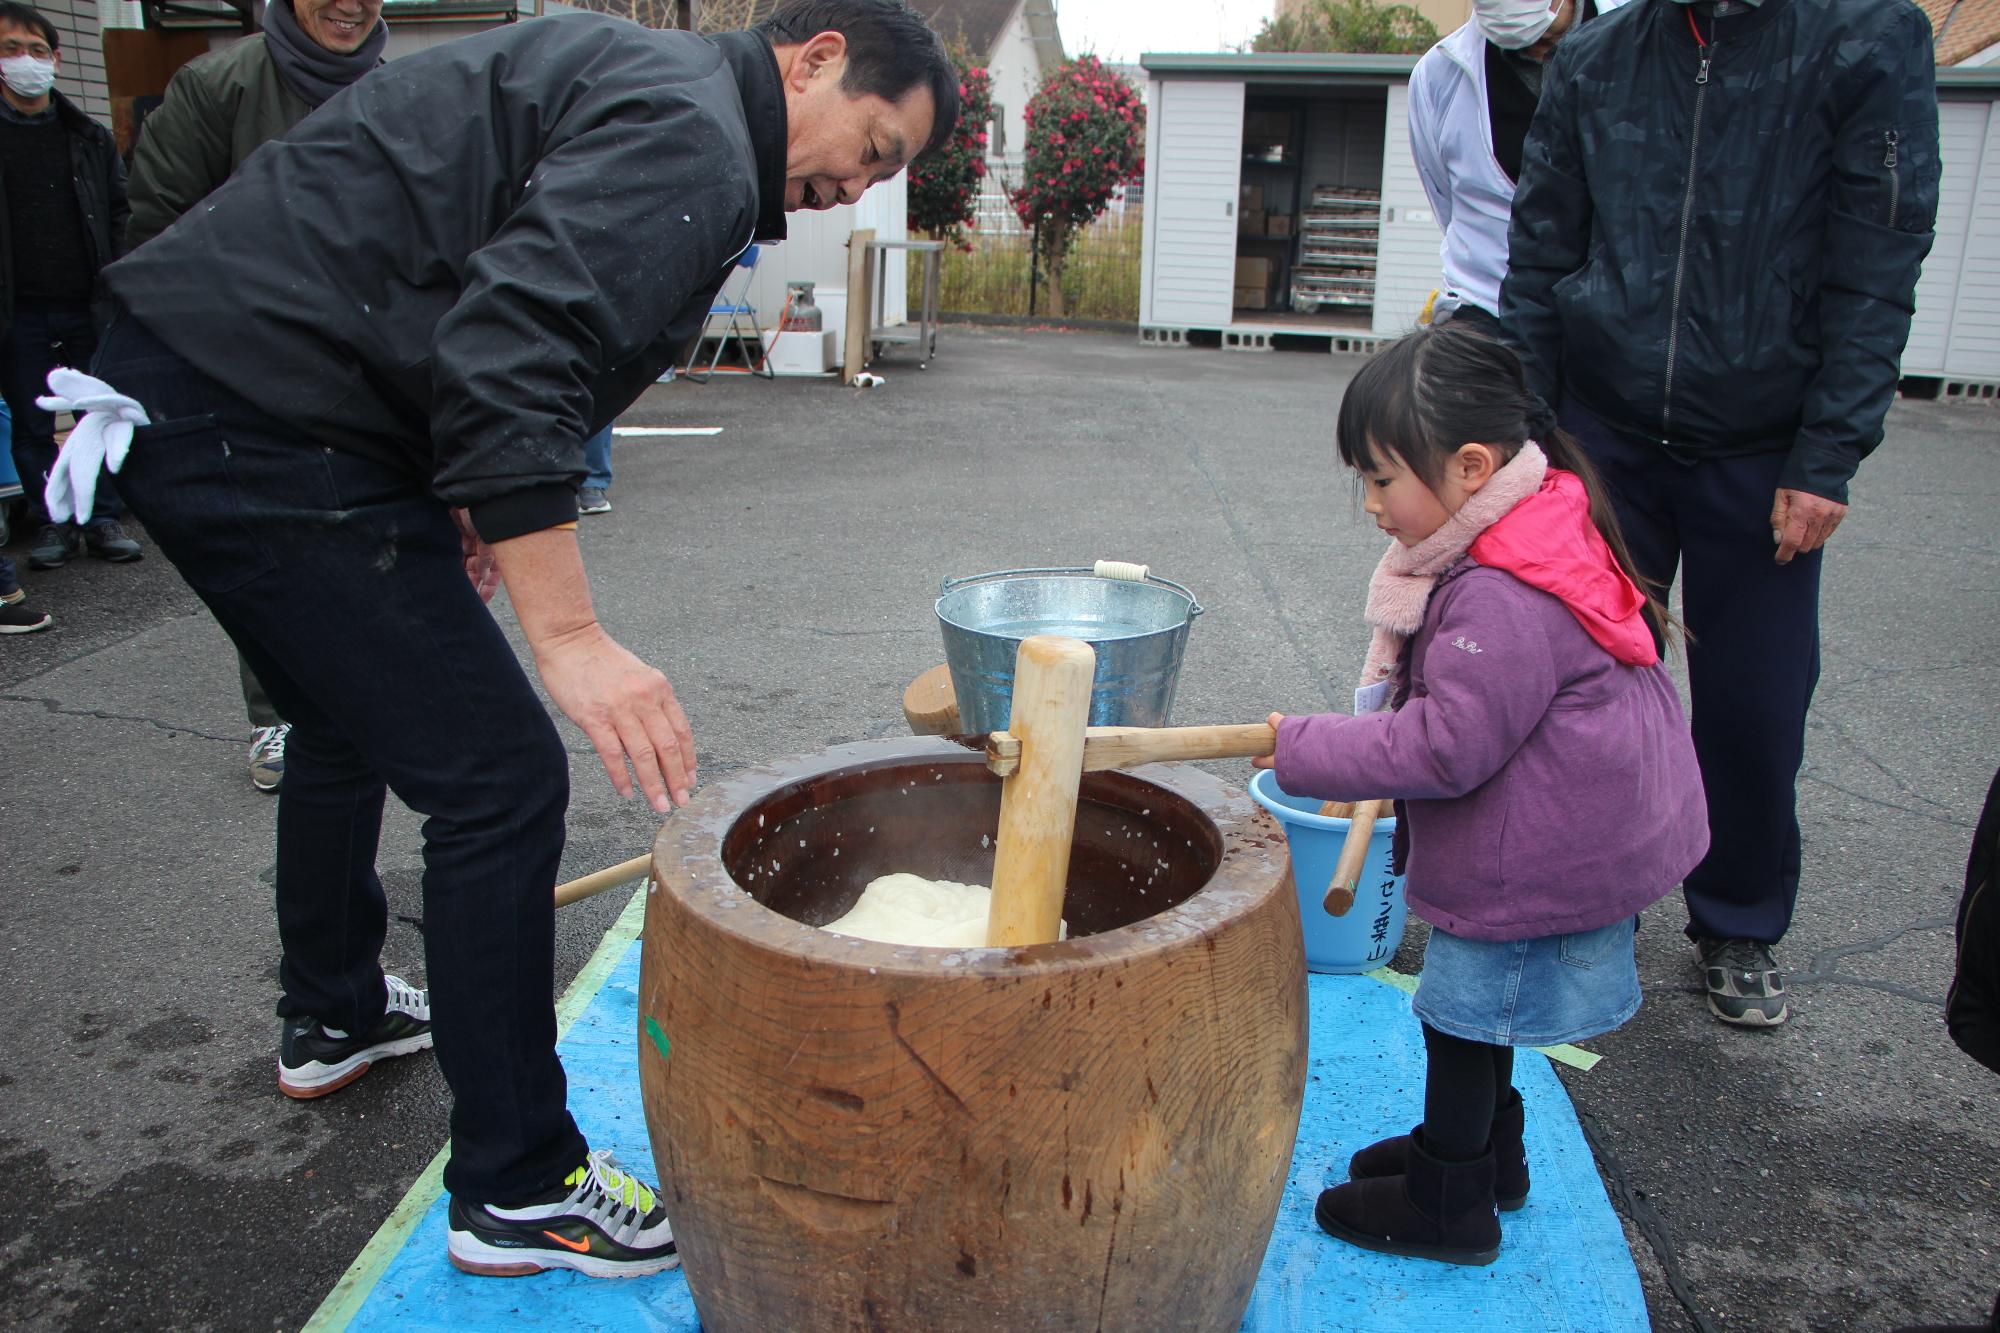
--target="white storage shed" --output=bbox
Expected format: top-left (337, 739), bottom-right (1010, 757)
top-left (1136, 53), bottom-right (1435, 352)
top-left (1137, 52), bottom-right (2000, 394)
top-left (1906, 66), bottom-right (2000, 396)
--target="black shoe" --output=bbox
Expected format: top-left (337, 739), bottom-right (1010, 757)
top-left (1696, 937), bottom-right (1789, 1027)
top-left (448, 1150), bottom-right (680, 1278)
top-left (27, 523), bottom-right (79, 570)
top-left (0, 591), bottom-right (53, 634)
top-left (1348, 1088), bottom-right (1530, 1210)
top-left (277, 974), bottom-right (432, 1098)
top-left (83, 518), bottom-right (143, 562)
top-left (1315, 1129), bottom-right (1501, 1266)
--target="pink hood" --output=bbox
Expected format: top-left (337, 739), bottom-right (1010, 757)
top-left (1469, 470), bottom-right (1656, 666)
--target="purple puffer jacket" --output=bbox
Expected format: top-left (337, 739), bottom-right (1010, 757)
top-left (1274, 559), bottom-right (1708, 941)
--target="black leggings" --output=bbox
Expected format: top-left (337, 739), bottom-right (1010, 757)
top-left (1422, 1023), bottom-right (1516, 1162)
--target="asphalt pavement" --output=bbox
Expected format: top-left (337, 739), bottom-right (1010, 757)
top-left (2, 326), bottom-right (1995, 1331)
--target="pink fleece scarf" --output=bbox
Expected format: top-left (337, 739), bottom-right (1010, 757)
top-left (1359, 442), bottom-right (1548, 689)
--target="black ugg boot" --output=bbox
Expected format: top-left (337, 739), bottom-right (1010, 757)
top-left (1315, 1129), bottom-right (1501, 1266)
top-left (1347, 1089), bottom-right (1530, 1210)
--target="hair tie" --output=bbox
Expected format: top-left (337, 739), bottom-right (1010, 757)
top-left (1525, 399), bottom-right (1559, 443)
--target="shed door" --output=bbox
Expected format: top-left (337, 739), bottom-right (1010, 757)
top-left (1373, 81), bottom-right (1447, 338)
top-left (1943, 101), bottom-right (2000, 382)
top-left (1143, 79), bottom-right (1245, 328)
top-left (1905, 100), bottom-right (1990, 376)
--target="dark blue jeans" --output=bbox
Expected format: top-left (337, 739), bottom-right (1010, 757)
top-left (96, 315), bottom-right (585, 1205)
top-left (1559, 399), bottom-right (1821, 946)
top-left (3, 303), bottom-right (122, 522)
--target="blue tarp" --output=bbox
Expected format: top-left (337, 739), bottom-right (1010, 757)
top-left (346, 944), bottom-right (1647, 1331)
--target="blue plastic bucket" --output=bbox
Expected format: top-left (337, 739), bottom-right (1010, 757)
top-left (1249, 770), bottom-right (1410, 974)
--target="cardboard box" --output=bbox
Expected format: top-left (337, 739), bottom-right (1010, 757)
top-left (1266, 214), bottom-right (1293, 238)
top-left (1238, 208), bottom-right (1267, 235)
top-left (1234, 256), bottom-right (1274, 286)
top-left (1233, 286), bottom-right (1270, 310)
top-left (1239, 183), bottom-right (1265, 213)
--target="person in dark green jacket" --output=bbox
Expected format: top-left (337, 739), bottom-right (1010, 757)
top-left (125, 0), bottom-right (384, 792)
top-left (1500, 0), bottom-right (1941, 1029)
top-left (126, 0), bottom-right (385, 250)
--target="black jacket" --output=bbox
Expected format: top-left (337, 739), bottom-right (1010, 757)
top-left (1949, 765), bottom-right (2000, 1078)
top-left (105, 14), bottom-right (787, 541)
top-left (1500, 0), bottom-right (1940, 504)
top-left (0, 90), bottom-right (129, 338)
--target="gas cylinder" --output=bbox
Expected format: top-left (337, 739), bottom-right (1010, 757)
top-left (781, 280), bottom-right (823, 332)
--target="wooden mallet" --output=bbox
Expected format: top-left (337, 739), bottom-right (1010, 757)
top-left (985, 635), bottom-right (1098, 947)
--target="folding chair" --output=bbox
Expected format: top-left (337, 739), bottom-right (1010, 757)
top-left (681, 244), bottom-right (774, 382)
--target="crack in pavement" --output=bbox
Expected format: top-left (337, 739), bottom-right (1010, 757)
top-left (0, 694), bottom-right (243, 746)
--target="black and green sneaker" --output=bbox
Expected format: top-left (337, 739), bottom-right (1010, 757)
top-left (277, 974), bottom-right (433, 1098)
top-left (448, 1150), bottom-right (680, 1278)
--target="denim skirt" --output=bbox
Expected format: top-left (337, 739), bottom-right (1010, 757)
top-left (1411, 917), bottom-right (1641, 1048)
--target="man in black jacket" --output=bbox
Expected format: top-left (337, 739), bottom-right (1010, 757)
top-left (0, 1), bottom-right (141, 569)
top-left (86, 0), bottom-right (956, 1276)
top-left (1500, 0), bottom-right (1940, 1027)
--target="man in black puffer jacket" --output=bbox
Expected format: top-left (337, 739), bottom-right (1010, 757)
top-left (1501, 0), bottom-right (1940, 1029)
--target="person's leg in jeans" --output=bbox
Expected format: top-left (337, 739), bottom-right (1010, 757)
top-left (1675, 449), bottom-right (1821, 948)
top-left (578, 426), bottom-right (613, 514)
top-left (105, 323), bottom-right (586, 1206)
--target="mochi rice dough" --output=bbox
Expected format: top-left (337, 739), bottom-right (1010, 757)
top-left (822, 872), bottom-right (1068, 948)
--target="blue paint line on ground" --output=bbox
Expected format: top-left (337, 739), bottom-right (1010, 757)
top-left (343, 947), bottom-right (1645, 1331)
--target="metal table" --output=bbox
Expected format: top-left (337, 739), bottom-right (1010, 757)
top-left (866, 238), bottom-right (943, 368)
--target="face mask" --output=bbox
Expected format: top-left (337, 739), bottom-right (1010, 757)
top-left (1, 54), bottom-right (57, 99)
top-left (1473, 0), bottom-right (1559, 50)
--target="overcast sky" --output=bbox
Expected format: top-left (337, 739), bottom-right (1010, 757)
top-left (1056, 0), bottom-right (1275, 65)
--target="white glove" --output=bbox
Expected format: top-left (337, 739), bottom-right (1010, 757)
top-left (36, 367), bottom-right (151, 525)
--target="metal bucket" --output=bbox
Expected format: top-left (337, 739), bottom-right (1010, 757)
top-left (936, 563), bottom-right (1204, 733)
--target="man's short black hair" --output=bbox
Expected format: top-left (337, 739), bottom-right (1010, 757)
top-left (755, 0), bottom-right (960, 156)
top-left (0, 1), bottom-right (60, 49)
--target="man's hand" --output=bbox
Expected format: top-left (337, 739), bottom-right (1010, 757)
top-left (1770, 488), bottom-right (1847, 566)
top-left (533, 624), bottom-right (696, 812)
top-left (490, 524), bottom-right (697, 811)
top-left (451, 507), bottom-right (501, 604)
top-left (1251, 712), bottom-right (1285, 769)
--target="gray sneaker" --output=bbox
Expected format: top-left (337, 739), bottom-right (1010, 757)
top-left (28, 523), bottom-right (79, 570)
top-left (1697, 937), bottom-right (1789, 1027)
top-left (578, 487), bottom-right (612, 515)
top-left (84, 518), bottom-right (143, 562)
top-left (248, 723), bottom-right (290, 792)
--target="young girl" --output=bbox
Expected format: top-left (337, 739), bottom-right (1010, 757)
top-left (1254, 322), bottom-right (1707, 1266)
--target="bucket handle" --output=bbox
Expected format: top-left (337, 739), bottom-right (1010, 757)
top-left (938, 565), bottom-right (1205, 618)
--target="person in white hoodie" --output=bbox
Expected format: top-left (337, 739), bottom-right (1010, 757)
top-left (1407, 0), bottom-right (1617, 332)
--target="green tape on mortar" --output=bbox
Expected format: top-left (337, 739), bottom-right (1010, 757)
top-left (1364, 965), bottom-right (1603, 1072)
top-left (645, 1015), bottom-right (671, 1062)
top-left (302, 883), bottom-right (651, 1332)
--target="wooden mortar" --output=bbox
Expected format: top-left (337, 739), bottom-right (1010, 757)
top-left (641, 737), bottom-right (1306, 1332)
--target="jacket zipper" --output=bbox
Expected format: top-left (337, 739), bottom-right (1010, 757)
top-left (1883, 129), bottom-right (1901, 227)
top-left (1662, 10), bottom-right (1714, 444)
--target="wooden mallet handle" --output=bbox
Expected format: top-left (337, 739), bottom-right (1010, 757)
top-left (1323, 799), bottom-right (1388, 917)
top-left (986, 636), bottom-right (1097, 947)
top-left (984, 722), bottom-right (1274, 776)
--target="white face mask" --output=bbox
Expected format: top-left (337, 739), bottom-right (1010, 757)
top-left (1, 53), bottom-right (57, 99)
top-left (1473, 0), bottom-right (1559, 50)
